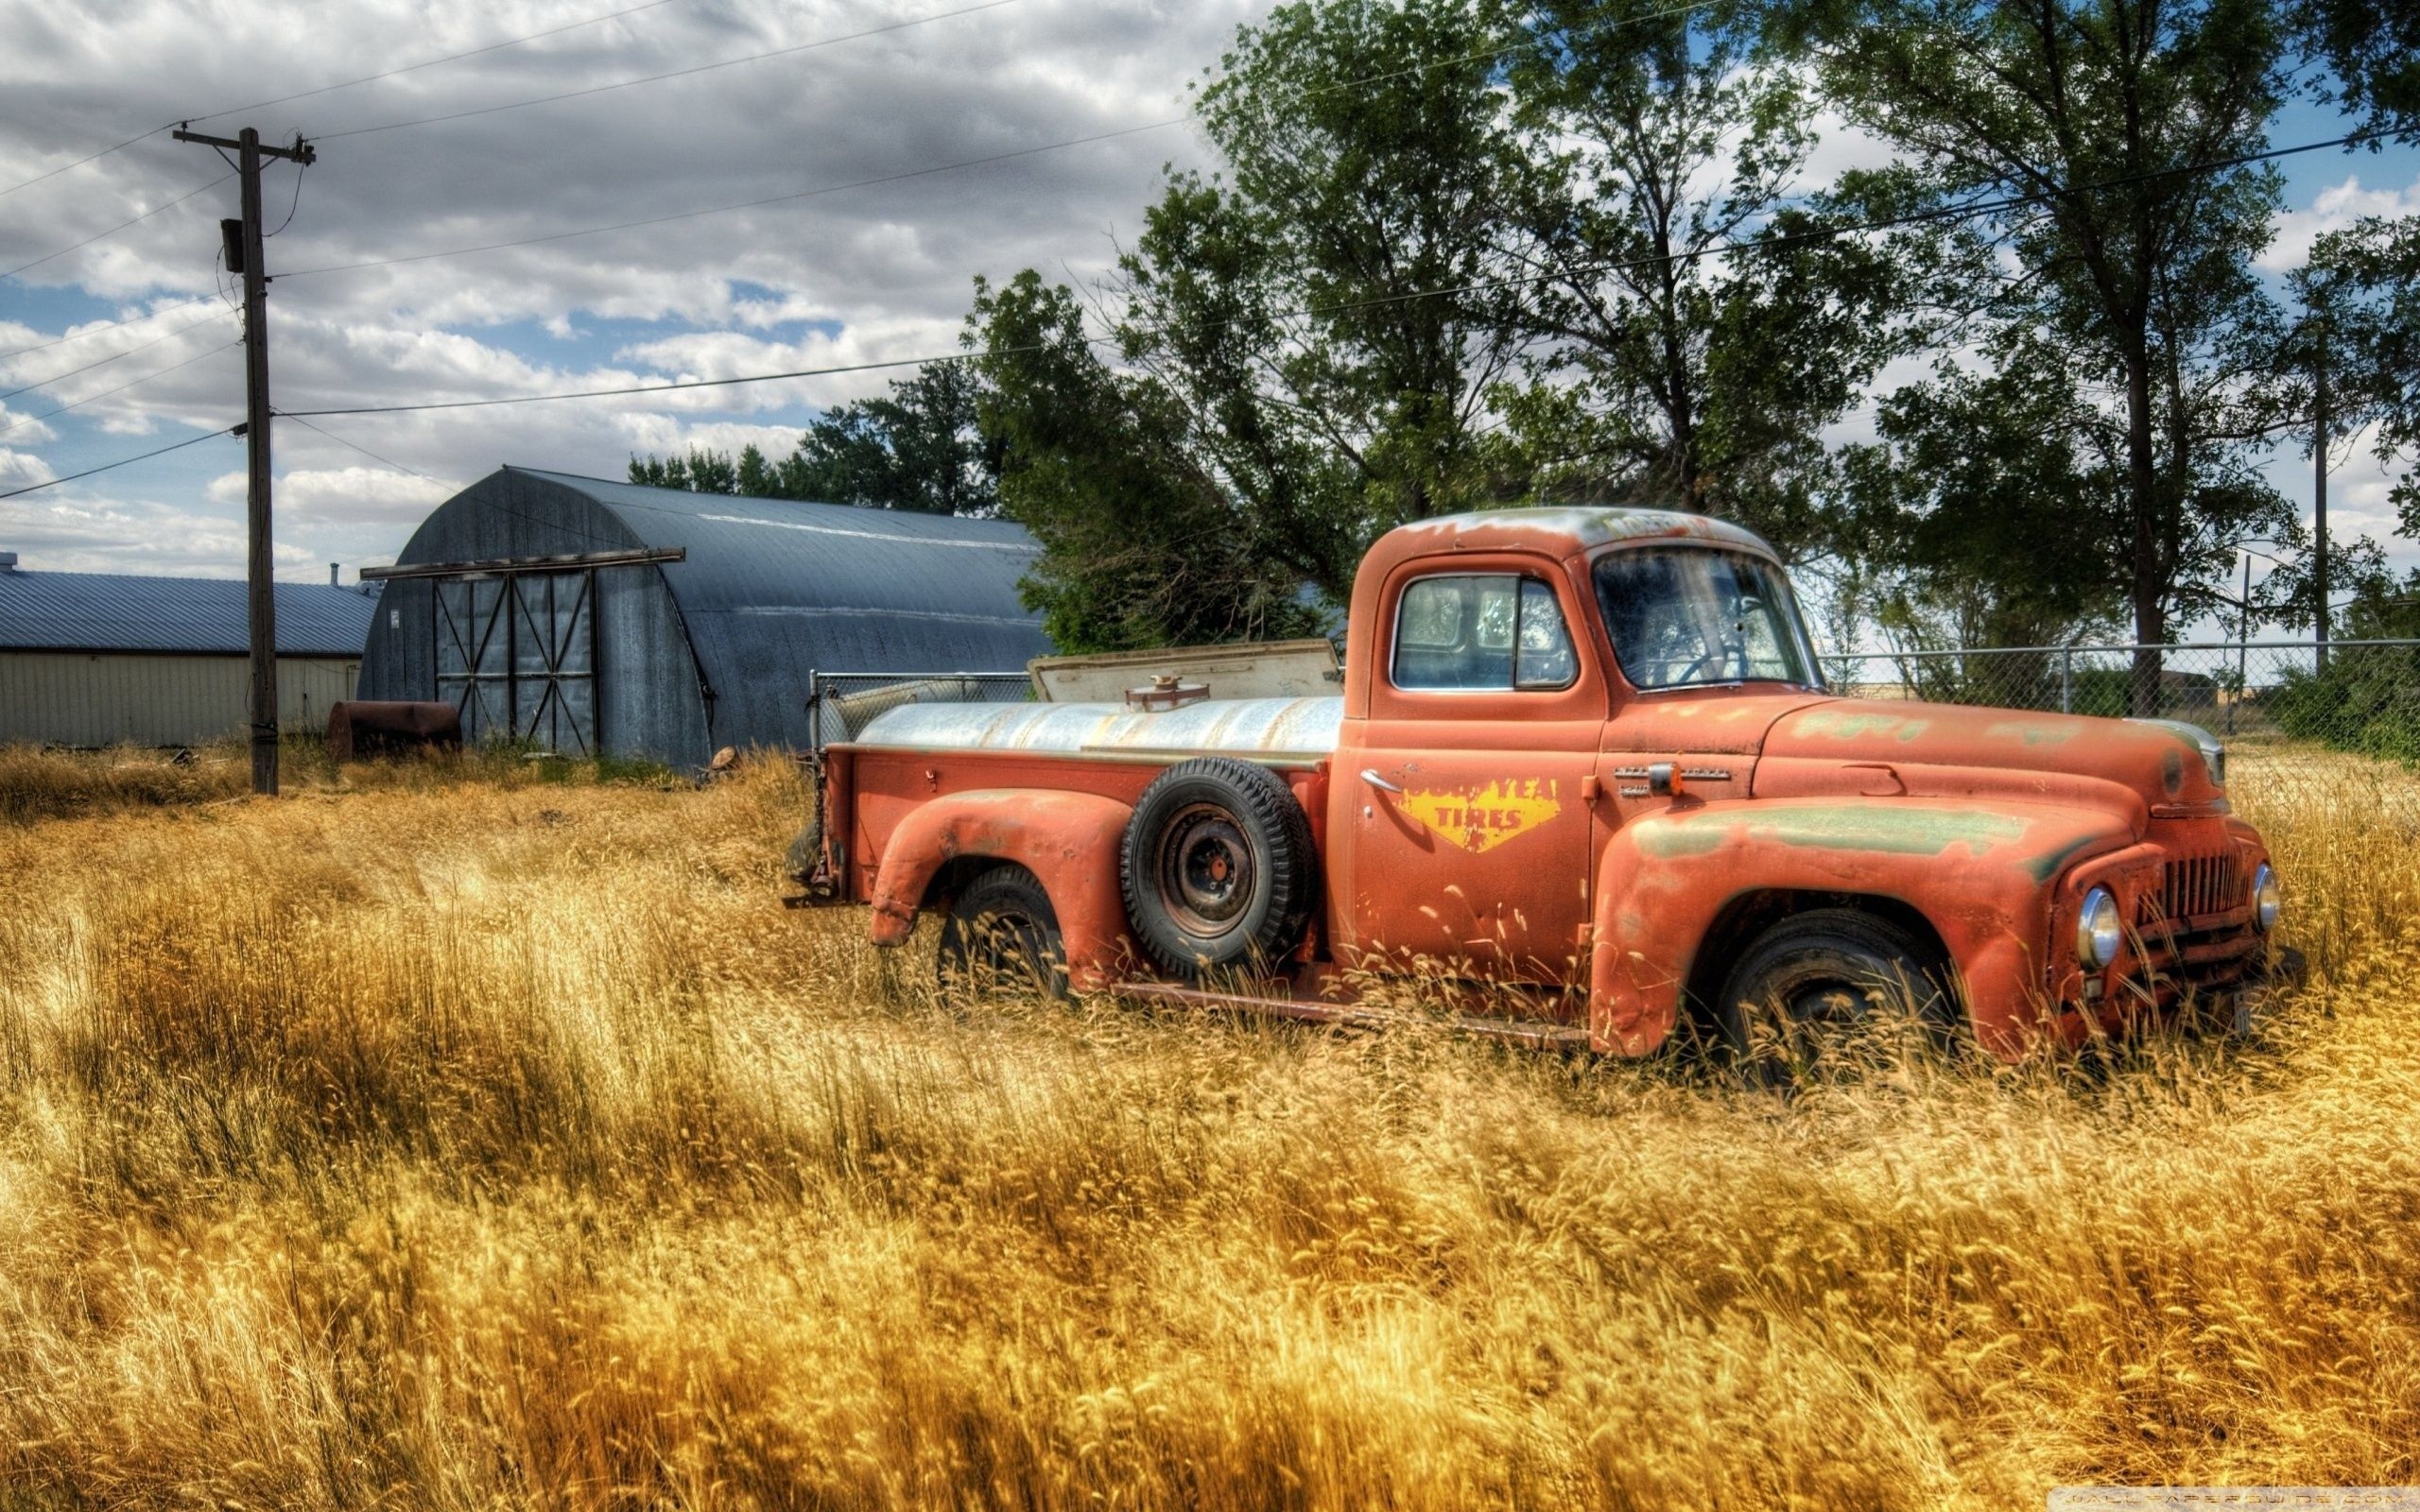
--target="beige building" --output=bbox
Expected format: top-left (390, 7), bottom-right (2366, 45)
top-left (0, 555), bottom-right (378, 748)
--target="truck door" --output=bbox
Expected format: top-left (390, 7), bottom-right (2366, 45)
top-left (1334, 562), bottom-right (1607, 989)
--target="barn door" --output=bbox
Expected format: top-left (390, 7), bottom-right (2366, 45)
top-left (509, 571), bottom-right (596, 755)
top-left (433, 571), bottom-right (598, 754)
top-left (435, 576), bottom-right (509, 740)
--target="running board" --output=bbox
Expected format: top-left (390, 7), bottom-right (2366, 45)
top-left (1110, 980), bottom-right (1594, 1051)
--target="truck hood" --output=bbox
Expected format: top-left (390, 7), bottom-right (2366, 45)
top-left (1758, 699), bottom-right (2227, 812)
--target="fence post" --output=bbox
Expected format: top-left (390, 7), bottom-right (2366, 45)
top-left (2060, 649), bottom-right (2072, 713)
top-left (807, 668), bottom-right (820, 752)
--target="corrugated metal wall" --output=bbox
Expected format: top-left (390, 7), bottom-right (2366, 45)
top-left (0, 653), bottom-right (360, 747)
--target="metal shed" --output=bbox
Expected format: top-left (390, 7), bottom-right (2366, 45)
top-left (0, 558), bottom-right (380, 747)
top-left (354, 467), bottom-right (1051, 769)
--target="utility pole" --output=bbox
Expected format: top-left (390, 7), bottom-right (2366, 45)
top-left (173, 124), bottom-right (314, 796)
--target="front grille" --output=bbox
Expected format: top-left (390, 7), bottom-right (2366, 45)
top-left (2131, 850), bottom-right (2257, 1001)
top-left (2146, 851), bottom-right (2241, 925)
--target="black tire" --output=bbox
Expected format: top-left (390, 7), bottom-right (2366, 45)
top-left (936, 865), bottom-right (1068, 1001)
top-left (1712, 908), bottom-right (1959, 1071)
top-left (1120, 757), bottom-right (1317, 979)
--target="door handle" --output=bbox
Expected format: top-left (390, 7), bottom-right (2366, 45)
top-left (1358, 767), bottom-right (1404, 794)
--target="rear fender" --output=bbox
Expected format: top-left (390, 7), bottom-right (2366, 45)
top-left (1588, 798), bottom-right (2135, 1058)
top-left (867, 789), bottom-right (1135, 989)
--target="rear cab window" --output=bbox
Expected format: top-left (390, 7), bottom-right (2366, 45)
top-left (1391, 574), bottom-right (1577, 692)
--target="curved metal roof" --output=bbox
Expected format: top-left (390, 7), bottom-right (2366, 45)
top-left (499, 467), bottom-right (1052, 679)
top-left (0, 568), bottom-right (379, 655)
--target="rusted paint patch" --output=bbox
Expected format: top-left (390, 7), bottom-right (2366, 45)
top-left (1981, 718), bottom-right (2079, 747)
top-left (1635, 804), bottom-right (2030, 860)
top-left (2023, 832), bottom-right (2109, 885)
top-left (1787, 707), bottom-right (1931, 743)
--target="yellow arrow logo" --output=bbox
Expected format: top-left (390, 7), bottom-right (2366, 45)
top-left (1401, 778), bottom-right (1564, 854)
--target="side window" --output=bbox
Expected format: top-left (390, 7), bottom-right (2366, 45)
top-left (1391, 575), bottom-right (1577, 692)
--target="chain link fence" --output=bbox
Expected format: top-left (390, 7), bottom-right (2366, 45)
top-left (1825, 640), bottom-right (2420, 812)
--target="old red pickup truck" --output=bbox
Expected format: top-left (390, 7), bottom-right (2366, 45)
top-left (795, 507), bottom-right (2288, 1059)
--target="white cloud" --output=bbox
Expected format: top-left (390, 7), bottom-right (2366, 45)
top-left (610, 416), bottom-right (805, 458)
top-left (0, 447), bottom-right (53, 487)
top-left (2259, 174), bottom-right (2420, 272)
top-left (0, 0), bottom-right (1260, 566)
top-left (0, 404), bottom-right (59, 446)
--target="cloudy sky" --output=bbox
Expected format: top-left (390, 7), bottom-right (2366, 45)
top-left (0, 0), bottom-right (2411, 634)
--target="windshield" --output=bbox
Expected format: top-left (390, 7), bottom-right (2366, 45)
top-left (1592, 547), bottom-right (1824, 692)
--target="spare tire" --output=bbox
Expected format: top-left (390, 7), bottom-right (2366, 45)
top-left (1120, 757), bottom-right (1317, 978)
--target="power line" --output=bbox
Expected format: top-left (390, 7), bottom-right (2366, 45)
top-left (283, 413), bottom-right (436, 479)
top-left (50, 0), bottom-right (1707, 290)
top-left (274, 346), bottom-right (1043, 417)
top-left (0, 307), bottom-right (234, 401)
top-left (0, 296), bottom-right (221, 363)
top-left (273, 126), bottom-right (2384, 422)
top-left (0, 427), bottom-right (233, 500)
top-left (0, 339), bottom-right (240, 439)
top-left (2, 170), bottom-right (234, 282)
top-left (277, 120), bottom-right (1181, 279)
top-left (1, 0), bottom-right (1032, 295)
top-left (265, 160), bottom-right (308, 237)
top-left (0, 0), bottom-right (696, 204)
top-left (270, 3), bottom-right (1700, 279)
top-left (319, 0), bottom-right (1028, 141)
top-left (0, 127), bottom-right (176, 205)
top-left (188, 0), bottom-right (693, 125)
top-left (1299, 0), bottom-right (1718, 102)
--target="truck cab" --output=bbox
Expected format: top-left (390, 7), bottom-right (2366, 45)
top-left (801, 507), bottom-right (2288, 1060)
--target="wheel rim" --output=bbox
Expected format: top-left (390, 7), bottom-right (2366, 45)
top-left (1785, 982), bottom-right (1871, 1024)
top-left (1154, 801), bottom-right (1255, 941)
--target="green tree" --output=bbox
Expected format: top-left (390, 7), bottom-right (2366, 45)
top-left (2302, 215), bottom-right (2420, 543)
top-left (1102, 0), bottom-right (1530, 606)
top-left (1791, 0), bottom-right (2299, 710)
top-left (1839, 340), bottom-right (2132, 652)
top-left (1492, 0), bottom-right (1897, 552)
top-left (779, 363), bottom-right (1000, 514)
top-left (629, 447), bottom-right (748, 494)
top-left (628, 366), bottom-right (1000, 514)
top-left (2290, 0), bottom-right (2420, 553)
top-left (967, 272), bottom-right (1330, 652)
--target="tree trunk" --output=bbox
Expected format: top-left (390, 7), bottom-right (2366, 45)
top-left (2124, 345), bottom-right (2165, 717)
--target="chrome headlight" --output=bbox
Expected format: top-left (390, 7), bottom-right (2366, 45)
top-left (2077, 886), bottom-right (2123, 970)
top-left (2252, 863), bottom-right (2280, 933)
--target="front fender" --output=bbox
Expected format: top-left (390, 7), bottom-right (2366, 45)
top-left (867, 789), bottom-right (1135, 989)
top-left (1588, 798), bottom-right (2136, 1058)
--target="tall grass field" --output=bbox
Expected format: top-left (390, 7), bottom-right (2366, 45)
top-left (0, 742), bottom-right (2411, 1508)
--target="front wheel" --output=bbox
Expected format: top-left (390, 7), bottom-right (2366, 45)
top-left (1712, 908), bottom-right (1959, 1074)
top-left (936, 866), bottom-right (1068, 1001)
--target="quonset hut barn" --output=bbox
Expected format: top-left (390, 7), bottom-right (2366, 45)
top-left (355, 467), bottom-right (1051, 769)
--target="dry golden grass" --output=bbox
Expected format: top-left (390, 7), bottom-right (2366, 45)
top-left (0, 743), bottom-right (2412, 1508)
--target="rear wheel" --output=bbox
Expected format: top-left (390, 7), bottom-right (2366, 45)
top-left (1713, 908), bottom-right (1958, 1074)
top-left (936, 866), bottom-right (1068, 1001)
top-left (1120, 757), bottom-right (1317, 979)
